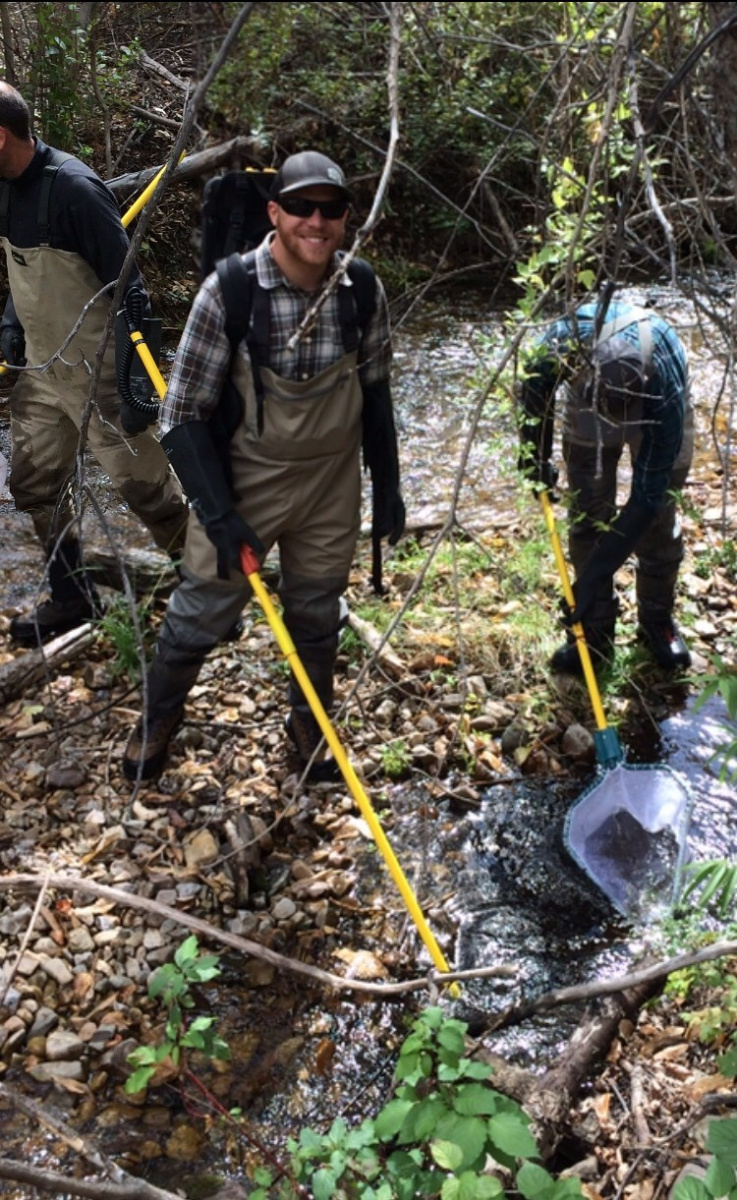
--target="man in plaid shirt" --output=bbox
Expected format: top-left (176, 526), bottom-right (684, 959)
top-left (124, 151), bottom-right (404, 783)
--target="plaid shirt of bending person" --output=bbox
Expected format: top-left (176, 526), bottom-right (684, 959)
top-left (160, 234), bottom-right (392, 434)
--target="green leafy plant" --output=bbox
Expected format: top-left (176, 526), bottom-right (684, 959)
top-left (695, 658), bottom-right (737, 783)
top-left (380, 738), bottom-right (412, 780)
top-left (97, 594), bottom-right (154, 681)
top-left (672, 1118), bottom-right (737, 1200)
top-left (681, 860), bottom-right (737, 920)
top-left (270, 1006), bottom-right (583, 1200)
top-left (125, 935), bottom-right (229, 1094)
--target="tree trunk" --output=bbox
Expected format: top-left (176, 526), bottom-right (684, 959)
top-left (707, 3), bottom-right (737, 178)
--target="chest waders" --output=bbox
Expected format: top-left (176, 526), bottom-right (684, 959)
top-left (2, 159), bottom-right (188, 644)
top-left (188, 348), bottom-right (364, 771)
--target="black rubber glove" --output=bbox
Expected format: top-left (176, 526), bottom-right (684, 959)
top-left (204, 509), bottom-right (264, 581)
top-left (567, 498), bottom-right (655, 626)
top-left (161, 419), bottom-right (265, 580)
top-left (373, 489), bottom-right (406, 545)
top-left (120, 400), bottom-right (157, 436)
top-left (0, 326), bottom-right (26, 367)
top-left (362, 380), bottom-right (405, 545)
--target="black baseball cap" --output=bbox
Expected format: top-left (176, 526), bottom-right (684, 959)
top-left (271, 151), bottom-right (351, 200)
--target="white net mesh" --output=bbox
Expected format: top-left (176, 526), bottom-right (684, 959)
top-left (564, 763), bottom-right (692, 919)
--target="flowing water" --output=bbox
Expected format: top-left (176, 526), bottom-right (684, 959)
top-left (2, 281), bottom-right (737, 1187)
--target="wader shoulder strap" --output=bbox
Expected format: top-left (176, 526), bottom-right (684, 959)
top-left (0, 184), bottom-right (9, 239)
top-left (340, 257), bottom-right (377, 353)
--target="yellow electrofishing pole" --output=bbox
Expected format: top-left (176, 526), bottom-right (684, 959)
top-left (122, 324), bottom-right (458, 985)
top-left (121, 153), bottom-right (185, 229)
top-left (540, 488), bottom-right (621, 765)
top-left (240, 545), bottom-right (459, 992)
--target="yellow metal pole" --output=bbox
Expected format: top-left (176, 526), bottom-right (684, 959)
top-left (127, 329), bottom-right (167, 400)
top-left (241, 545), bottom-right (459, 992)
top-left (540, 489), bottom-right (608, 732)
top-left (121, 153), bottom-right (185, 229)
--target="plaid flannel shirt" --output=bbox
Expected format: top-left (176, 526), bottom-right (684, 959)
top-left (523, 301), bottom-right (688, 511)
top-left (160, 234), bottom-right (392, 433)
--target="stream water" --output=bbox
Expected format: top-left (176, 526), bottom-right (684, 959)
top-left (1, 281), bottom-right (737, 1188)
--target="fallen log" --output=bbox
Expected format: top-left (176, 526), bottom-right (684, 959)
top-left (105, 136), bottom-right (261, 195)
top-left (85, 546), bottom-right (178, 599)
top-left (0, 624), bottom-right (95, 706)
top-left (347, 611), bottom-right (405, 678)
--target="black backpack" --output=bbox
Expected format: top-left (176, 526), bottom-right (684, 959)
top-left (200, 168), bottom-right (276, 281)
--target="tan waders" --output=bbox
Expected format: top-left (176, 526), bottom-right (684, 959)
top-left (124, 351), bottom-right (364, 782)
top-left (3, 237), bottom-right (188, 642)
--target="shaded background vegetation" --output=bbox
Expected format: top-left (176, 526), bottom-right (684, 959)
top-left (1, 1), bottom-right (737, 322)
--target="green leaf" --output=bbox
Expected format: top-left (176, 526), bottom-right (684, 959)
top-left (517, 1161), bottom-right (556, 1200)
top-left (719, 1048), bottom-right (737, 1079)
top-left (298, 1127), bottom-right (325, 1155)
top-left (403, 1096), bottom-right (450, 1141)
top-left (551, 1179), bottom-right (585, 1198)
top-left (708, 1120), bottom-right (737, 1167)
top-left (386, 1148), bottom-right (425, 1179)
top-left (431, 1139), bottom-right (465, 1171)
top-left (435, 1114), bottom-right (487, 1170)
top-left (455, 1174), bottom-right (504, 1200)
top-left (148, 965), bottom-right (177, 998)
top-left (672, 1175), bottom-right (711, 1200)
top-left (706, 1156), bottom-right (736, 1197)
top-left (311, 1168), bottom-right (337, 1200)
top-left (125, 1066), bottom-right (154, 1093)
top-left (126, 1045), bottom-right (158, 1067)
top-left (438, 1022), bottom-right (467, 1056)
top-left (488, 1112), bottom-right (540, 1159)
top-left (442, 1180), bottom-right (461, 1200)
top-left (457, 1059), bottom-right (494, 1081)
top-left (187, 1015), bottom-right (215, 1034)
top-left (375, 1099), bottom-right (415, 1140)
top-left (174, 934), bottom-right (199, 967)
top-left (423, 1007), bottom-right (445, 1027)
top-left (453, 1082), bottom-right (501, 1116)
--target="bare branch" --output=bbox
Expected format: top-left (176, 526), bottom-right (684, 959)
top-left (285, 2), bottom-right (404, 351)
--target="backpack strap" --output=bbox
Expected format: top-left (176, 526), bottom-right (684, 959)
top-left (597, 306), bottom-right (654, 379)
top-left (0, 147), bottom-right (74, 243)
top-left (342, 257), bottom-right (377, 352)
top-left (216, 249), bottom-right (268, 435)
top-left (37, 148), bottom-right (74, 246)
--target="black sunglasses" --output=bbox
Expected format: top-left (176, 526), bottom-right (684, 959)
top-left (277, 195), bottom-right (349, 220)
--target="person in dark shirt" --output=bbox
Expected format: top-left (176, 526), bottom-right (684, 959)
top-left (0, 81), bottom-right (187, 644)
top-left (518, 299), bottom-right (693, 674)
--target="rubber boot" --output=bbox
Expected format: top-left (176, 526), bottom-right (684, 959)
top-left (9, 539), bottom-right (101, 645)
top-left (637, 616), bottom-right (691, 670)
top-left (285, 654), bottom-right (340, 784)
top-left (122, 650), bottom-right (202, 782)
top-left (550, 624), bottom-right (615, 676)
